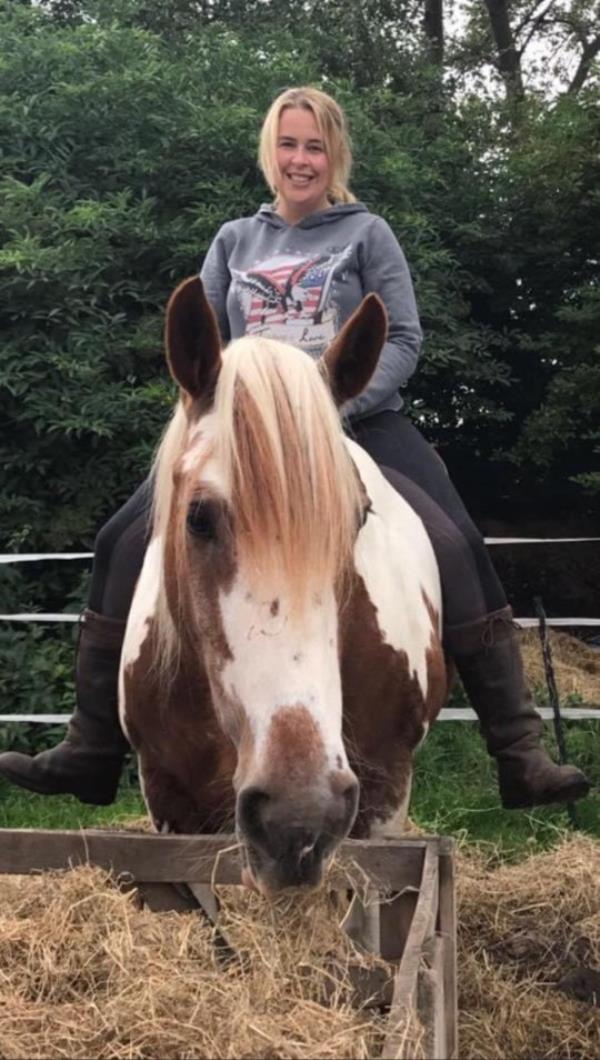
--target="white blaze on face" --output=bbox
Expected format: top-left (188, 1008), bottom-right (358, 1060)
top-left (217, 576), bottom-right (348, 779)
top-left (183, 417), bottom-right (350, 779)
top-left (345, 439), bottom-right (442, 700)
top-left (118, 534), bottom-right (163, 736)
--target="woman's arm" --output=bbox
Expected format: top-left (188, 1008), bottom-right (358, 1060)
top-left (342, 217), bottom-right (422, 420)
top-left (199, 226), bottom-right (232, 343)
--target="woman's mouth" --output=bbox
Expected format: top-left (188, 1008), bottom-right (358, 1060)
top-left (286, 173), bottom-right (313, 186)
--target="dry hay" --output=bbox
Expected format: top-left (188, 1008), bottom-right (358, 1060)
top-left (520, 629), bottom-right (600, 705)
top-left (0, 864), bottom-right (396, 1060)
top-left (457, 834), bottom-right (600, 1059)
top-left (0, 835), bottom-right (599, 1059)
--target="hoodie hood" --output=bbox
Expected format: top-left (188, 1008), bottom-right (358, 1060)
top-left (256, 202), bottom-right (369, 230)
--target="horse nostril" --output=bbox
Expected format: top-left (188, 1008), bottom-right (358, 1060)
top-left (344, 777), bottom-right (359, 812)
top-left (336, 775), bottom-right (359, 832)
top-left (237, 786), bottom-right (270, 845)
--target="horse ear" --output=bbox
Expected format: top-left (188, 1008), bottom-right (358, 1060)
top-left (321, 294), bottom-right (388, 406)
top-left (165, 277), bottom-right (222, 401)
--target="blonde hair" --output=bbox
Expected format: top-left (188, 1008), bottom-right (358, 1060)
top-left (258, 86), bottom-right (356, 205)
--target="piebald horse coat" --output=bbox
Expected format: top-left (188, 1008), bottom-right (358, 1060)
top-left (120, 277), bottom-right (448, 894)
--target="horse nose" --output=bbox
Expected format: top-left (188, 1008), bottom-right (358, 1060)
top-left (237, 775), bottom-right (359, 891)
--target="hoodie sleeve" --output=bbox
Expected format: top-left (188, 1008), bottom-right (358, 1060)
top-left (342, 217), bottom-right (422, 420)
top-left (199, 226), bottom-right (232, 343)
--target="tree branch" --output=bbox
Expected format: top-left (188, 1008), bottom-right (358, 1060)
top-left (567, 32), bottom-right (600, 93)
top-left (517, 0), bottom-right (559, 58)
top-left (514, 0), bottom-right (557, 39)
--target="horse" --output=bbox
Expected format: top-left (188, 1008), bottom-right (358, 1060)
top-left (119, 277), bottom-right (449, 895)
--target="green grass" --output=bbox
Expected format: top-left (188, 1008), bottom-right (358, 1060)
top-left (411, 720), bottom-right (600, 859)
top-left (0, 779), bottom-right (145, 830)
top-left (1, 718), bottom-right (597, 861)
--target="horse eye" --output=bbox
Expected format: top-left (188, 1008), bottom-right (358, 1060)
top-left (358, 500), bottom-right (373, 530)
top-left (187, 501), bottom-right (216, 541)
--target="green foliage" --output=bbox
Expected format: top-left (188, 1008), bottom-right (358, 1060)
top-left (2, 0), bottom-right (597, 558)
top-left (0, 624), bottom-right (76, 726)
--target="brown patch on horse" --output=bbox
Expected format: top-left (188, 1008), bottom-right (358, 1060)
top-left (123, 613), bottom-right (236, 835)
top-left (264, 705), bottom-right (327, 792)
top-left (339, 573), bottom-right (448, 837)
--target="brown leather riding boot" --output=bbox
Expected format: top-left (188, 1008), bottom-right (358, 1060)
top-left (445, 607), bottom-right (591, 809)
top-left (0, 610), bottom-right (130, 806)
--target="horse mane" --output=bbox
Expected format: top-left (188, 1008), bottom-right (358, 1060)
top-left (149, 335), bottom-right (364, 673)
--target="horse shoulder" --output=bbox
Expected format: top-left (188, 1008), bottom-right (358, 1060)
top-left (345, 439), bottom-right (443, 698)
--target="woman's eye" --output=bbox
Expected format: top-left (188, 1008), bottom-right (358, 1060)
top-left (187, 501), bottom-right (216, 541)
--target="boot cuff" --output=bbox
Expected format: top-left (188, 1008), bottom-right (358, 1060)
top-left (444, 606), bottom-right (516, 657)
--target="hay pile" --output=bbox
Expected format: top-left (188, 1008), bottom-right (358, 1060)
top-left (457, 835), bottom-right (600, 1059)
top-left (0, 835), bottom-right (599, 1059)
top-left (520, 629), bottom-right (600, 705)
top-left (0, 866), bottom-right (391, 1060)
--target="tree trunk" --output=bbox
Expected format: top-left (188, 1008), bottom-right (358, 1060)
top-left (484, 0), bottom-right (525, 100)
top-left (424, 0), bottom-right (444, 65)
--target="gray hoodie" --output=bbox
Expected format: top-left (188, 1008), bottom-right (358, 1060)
top-left (200, 202), bottom-right (422, 420)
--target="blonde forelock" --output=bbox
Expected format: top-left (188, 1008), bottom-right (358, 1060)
top-left (212, 336), bottom-right (362, 611)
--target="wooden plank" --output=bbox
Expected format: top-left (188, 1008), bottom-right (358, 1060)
top-left (417, 935), bottom-right (446, 1060)
top-left (343, 884), bottom-right (421, 963)
top-left (381, 846), bottom-right (439, 1060)
top-left (438, 844), bottom-right (458, 1059)
top-left (379, 887), bottom-right (420, 963)
top-left (0, 829), bottom-right (433, 889)
top-left (342, 892), bottom-right (384, 953)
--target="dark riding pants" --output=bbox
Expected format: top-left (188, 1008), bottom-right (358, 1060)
top-left (350, 411), bottom-right (507, 626)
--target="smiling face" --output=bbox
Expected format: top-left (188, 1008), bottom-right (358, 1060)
top-left (275, 106), bottom-right (331, 224)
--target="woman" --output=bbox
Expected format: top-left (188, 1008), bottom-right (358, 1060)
top-left (0, 87), bottom-right (589, 810)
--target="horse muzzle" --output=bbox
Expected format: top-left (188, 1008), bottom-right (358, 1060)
top-left (236, 775), bottom-right (359, 893)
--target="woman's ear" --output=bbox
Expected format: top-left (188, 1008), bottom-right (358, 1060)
top-left (321, 294), bottom-right (387, 406)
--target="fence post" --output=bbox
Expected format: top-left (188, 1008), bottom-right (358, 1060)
top-left (534, 596), bottom-right (579, 829)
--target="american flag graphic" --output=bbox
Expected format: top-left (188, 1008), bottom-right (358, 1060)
top-left (231, 248), bottom-right (352, 333)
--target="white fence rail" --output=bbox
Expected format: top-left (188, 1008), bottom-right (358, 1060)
top-left (2, 542), bottom-right (598, 725)
top-left (1, 706), bottom-right (597, 725)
